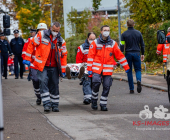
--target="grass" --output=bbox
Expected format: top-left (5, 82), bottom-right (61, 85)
top-left (114, 62), bottom-right (164, 75)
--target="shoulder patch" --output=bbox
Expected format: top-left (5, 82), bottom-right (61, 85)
top-left (62, 46), bottom-right (66, 49)
top-left (90, 45), bottom-right (93, 49)
top-left (37, 37), bottom-right (40, 42)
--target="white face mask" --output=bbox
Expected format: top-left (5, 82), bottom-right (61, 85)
top-left (103, 31), bottom-right (110, 37)
top-left (51, 31), bottom-right (58, 36)
top-left (89, 40), bottom-right (93, 44)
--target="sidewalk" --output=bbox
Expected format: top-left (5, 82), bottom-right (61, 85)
top-left (2, 79), bottom-right (71, 140)
top-left (112, 73), bottom-right (167, 91)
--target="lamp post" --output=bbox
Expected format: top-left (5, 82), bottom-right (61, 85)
top-left (117, 0), bottom-right (121, 46)
top-left (44, 4), bottom-right (52, 26)
top-left (0, 8), bottom-right (7, 140)
top-left (0, 50), bottom-right (3, 140)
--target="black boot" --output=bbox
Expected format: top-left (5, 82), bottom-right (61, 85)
top-left (130, 90), bottom-right (134, 94)
top-left (36, 98), bottom-right (41, 105)
top-left (100, 106), bottom-right (108, 111)
top-left (91, 100), bottom-right (98, 110)
top-left (52, 106), bottom-right (59, 112)
top-left (44, 106), bottom-right (51, 113)
top-left (137, 80), bottom-right (142, 93)
top-left (83, 99), bottom-right (91, 105)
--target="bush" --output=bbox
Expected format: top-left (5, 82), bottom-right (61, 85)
top-left (143, 20), bottom-right (170, 62)
top-left (66, 33), bottom-right (86, 63)
top-left (66, 11), bottom-right (127, 63)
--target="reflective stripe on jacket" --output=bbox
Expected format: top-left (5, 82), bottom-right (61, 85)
top-left (24, 29), bottom-right (67, 73)
top-left (156, 33), bottom-right (170, 62)
top-left (87, 37), bottom-right (129, 75)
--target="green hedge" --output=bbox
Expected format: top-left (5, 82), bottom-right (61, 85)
top-left (66, 33), bottom-right (86, 63)
top-left (143, 20), bottom-right (170, 63)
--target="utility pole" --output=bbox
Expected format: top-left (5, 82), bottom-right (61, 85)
top-left (0, 9), bottom-right (5, 140)
top-left (117, 0), bottom-right (121, 46)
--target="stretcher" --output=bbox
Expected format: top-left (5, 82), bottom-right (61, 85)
top-left (66, 63), bottom-right (88, 79)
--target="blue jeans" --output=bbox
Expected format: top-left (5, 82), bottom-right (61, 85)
top-left (125, 53), bottom-right (141, 90)
top-left (82, 76), bottom-right (92, 100)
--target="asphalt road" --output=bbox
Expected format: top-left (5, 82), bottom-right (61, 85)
top-left (2, 76), bottom-right (170, 140)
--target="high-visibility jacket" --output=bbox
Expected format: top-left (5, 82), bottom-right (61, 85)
top-left (22, 37), bottom-right (36, 69)
top-left (76, 45), bottom-right (118, 66)
top-left (76, 40), bottom-right (89, 63)
top-left (24, 29), bottom-right (67, 75)
top-left (87, 36), bottom-right (129, 75)
top-left (25, 38), bottom-right (37, 69)
top-left (156, 33), bottom-right (170, 62)
top-left (22, 38), bottom-right (31, 60)
top-left (76, 39), bottom-right (117, 66)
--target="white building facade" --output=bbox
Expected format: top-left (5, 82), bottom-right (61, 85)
top-left (63, 0), bottom-right (128, 39)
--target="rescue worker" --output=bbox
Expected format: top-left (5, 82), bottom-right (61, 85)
top-left (23, 23), bottom-right (48, 105)
top-left (0, 32), bottom-right (13, 79)
top-left (10, 29), bottom-right (25, 79)
top-left (75, 32), bottom-right (96, 104)
top-left (156, 27), bottom-right (170, 62)
top-left (75, 32), bottom-right (118, 105)
top-left (22, 29), bottom-right (36, 59)
top-left (22, 29), bottom-right (37, 81)
top-left (87, 25), bottom-right (130, 111)
top-left (24, 22), bottom-right (67, 113)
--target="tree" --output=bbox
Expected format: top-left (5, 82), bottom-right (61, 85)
top-left (16, 3), bottom-right (42, 39)
top-left (123, 0), bottom-right (170, 62)
top-left (13, 0), bottom-right (64, 39)
top-left (123, 0), bottom-right (170, 33)
top-left (92, 0), bottom-right (102, 11)
top-left (67, 8), bottom-right (92, 35)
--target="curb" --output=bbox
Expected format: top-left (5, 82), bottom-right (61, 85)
top-left (112, 76), bottom-right (168, 92)
top-left (24, 72), bottom-right (168, 91)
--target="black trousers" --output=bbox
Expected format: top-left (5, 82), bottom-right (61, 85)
top-left (91, 73), bottom-right (113, 107)
top-left (37, 67), bottom-right (59, 108)
top-left (1, 53), bottom-right (8, 78)
top-left (14, 55), bottom-right (23, 78)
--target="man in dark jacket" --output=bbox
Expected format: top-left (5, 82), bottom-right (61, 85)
top-left (120, 19), bottom-right (145, 94)
top-left (10, 29), bottom-right (25, 79)
top-left (0, 32), bottom-right (13, 79)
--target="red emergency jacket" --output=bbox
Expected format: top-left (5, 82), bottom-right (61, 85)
top-left (22, 38), bottom-right (31, 60)
top-left (87, 35), bottom-right (129, 75)
top-left (24, 30), bottom-right (67, 75)
top-left (156, 32), bottom-right (170, 62)
top-left (22, 37), bottom-right (36, 69)
top-left (76, 39), bottom-right (117, 65)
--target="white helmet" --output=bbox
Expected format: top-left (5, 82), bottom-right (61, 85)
top-left (168, 27), bottom-right (170, 32)
top-left (37, 23), bottom-right (47, 30)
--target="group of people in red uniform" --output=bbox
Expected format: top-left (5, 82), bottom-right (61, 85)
top-left (72, 25), bottom-right (129, 111)
top-left (21, 22), bottom-right (129, 113)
